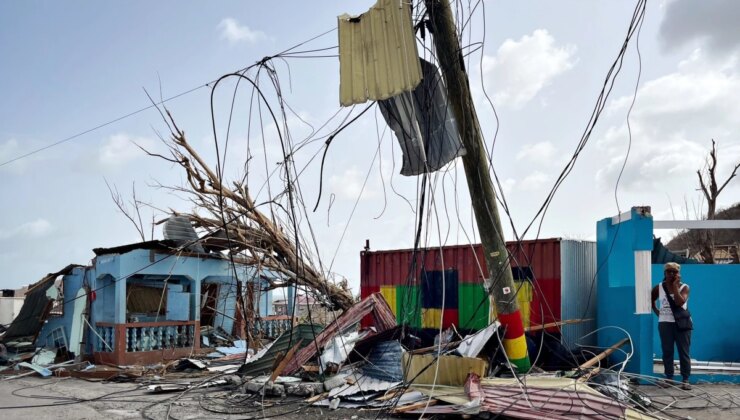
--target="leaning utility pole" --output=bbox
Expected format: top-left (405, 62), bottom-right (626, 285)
top-left (423, 0), bottom-right (530, 372)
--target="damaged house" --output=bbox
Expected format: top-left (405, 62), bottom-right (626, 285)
top-left (1, 239), bottom-right (276, 366)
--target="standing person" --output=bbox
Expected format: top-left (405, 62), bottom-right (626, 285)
top-left (651, 262), bottom-right (692, 390)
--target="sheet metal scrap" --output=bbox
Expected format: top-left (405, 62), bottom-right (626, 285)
top-left (282, 293), bottom-right (396, 375)
top-left (475, 375), bottom-right (658, 420)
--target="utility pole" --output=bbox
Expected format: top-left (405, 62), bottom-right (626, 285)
top-left (423, 0), bottom-right (530, 372)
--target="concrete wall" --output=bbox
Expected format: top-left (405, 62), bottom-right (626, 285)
top-left (596, 208), bottom-right (653, 377)
top-left (597, 207), bottom-right (740, 382)
top-left (37, 266), bottom-right (90, 356)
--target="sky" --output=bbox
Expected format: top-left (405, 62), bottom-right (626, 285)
top-left (1, 0), bottom-right (739, 295)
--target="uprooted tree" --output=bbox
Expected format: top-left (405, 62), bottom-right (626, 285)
top-left (139, 108), bottom-right (354, 313)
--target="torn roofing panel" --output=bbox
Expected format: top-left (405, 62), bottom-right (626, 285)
top-left (282, 293), bottom-right (396, 375)
top-left (477, 376), bottom-right (658, 420)
top-left (362, 340), bottom-right (403, 382)
top-left (2, 264), bottom-right (82, 343)
top-left (338, 0), bottom-right (422, 106)
top-left (378, 59), bottom-right (466, 176)
top-left (238, 324), bottom-right (324, 377)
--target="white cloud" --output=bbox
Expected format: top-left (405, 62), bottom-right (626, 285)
top-left (0, 138), bottom-right (46, 174)
top-left (0, 219), bottom-right (53, 240)
top-left (98, 133), bottom-right (155, 168)
top-left (516, 141), bottom-right (556, 164)
top-left (500, 178), bottom-right (516, 195)
top-left (218, 18), bottom-right (266, 44)
top-left (482, 29), bottom-right (577, 109)
top-left (329, 167), bottom-right (375, 200)
top-left (596, 51), bottom-right (740, 194)
top-left (519, 171), bottom-right (550, 191)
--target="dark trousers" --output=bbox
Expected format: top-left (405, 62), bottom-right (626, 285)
top-left (658, 322), bottom-right (691, 380)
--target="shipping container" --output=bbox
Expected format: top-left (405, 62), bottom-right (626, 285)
top-left (360, 238), bottom-right (596, 347)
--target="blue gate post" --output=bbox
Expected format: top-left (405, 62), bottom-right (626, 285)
top-left (596, 206), bottom-right (654, 378)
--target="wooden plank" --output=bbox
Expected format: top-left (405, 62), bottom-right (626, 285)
top-left (525, 318), bottom-right (592, 332)
top-left (305, 392), bottom-right (328, 404)
top-left (579, 338), bottom-right (629, 369)
top-left (392, 399), bottom-right (437, 413)
top-left (269, 339), bottom-right (302, 382)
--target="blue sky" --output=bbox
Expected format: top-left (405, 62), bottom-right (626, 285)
top-left (1, 1), bottom-right (739, 292)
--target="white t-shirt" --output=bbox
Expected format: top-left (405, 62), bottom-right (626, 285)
top-left (658, 282), bottom-right (688, 323)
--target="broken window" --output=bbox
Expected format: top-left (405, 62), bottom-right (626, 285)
top-left (126, 284), bottom-right (167, 321)
top-left (48, 277), bottom-right (64, 316)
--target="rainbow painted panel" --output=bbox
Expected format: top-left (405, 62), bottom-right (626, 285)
top-left (458, 283), bottom-right (489, 330)
top-left (420, 269), bottom-right (459, 309)
top-left (421, 308), bottom-right (442, 329)
top-left (396, 284), bottom-right (421, 328)
top-left (379, 286), bottom-right (398, 318)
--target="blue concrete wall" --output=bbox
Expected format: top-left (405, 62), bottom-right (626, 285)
top-left (37, 267), bottom-right (88, 355)
top-left (596, 208), bottom-right (654, 376)
top-left (651, 264), bottom-right (740, 363)
top-left (597, 207), bottom-right (740, 382)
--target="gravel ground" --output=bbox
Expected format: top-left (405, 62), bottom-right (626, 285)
top-left (0, 376), bottom-right (738, 419)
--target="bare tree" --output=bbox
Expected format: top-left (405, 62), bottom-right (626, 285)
top-left (696, 139), bottom-right (740, 263)
top-left (106, 180), bottom-right (146, 242)
top-left (140, 108), bottom-right (354, 312)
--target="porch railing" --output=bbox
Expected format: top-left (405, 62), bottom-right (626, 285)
top-left (95, 321), bottom-right (197, 352)
top-left (253, 316), bottom-right (293, 339)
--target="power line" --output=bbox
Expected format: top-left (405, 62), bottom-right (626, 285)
top-left (0, 84), bottom-right (207, 168)
top-left (0, 27), bottom-right (338, 169)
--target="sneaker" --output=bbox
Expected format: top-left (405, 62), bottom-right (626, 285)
top-left (681, 380), bottom-right (692, 391)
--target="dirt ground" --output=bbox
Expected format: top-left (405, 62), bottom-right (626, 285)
top-left (0, 376), bottom-right (737, 419)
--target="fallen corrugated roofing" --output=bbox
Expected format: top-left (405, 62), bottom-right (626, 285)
top-left (328, 373), bottom-right (401, 399)
top-left (238, 324), bottom-right (324, 377)
top-left (282, 293), bottom-right (396, 375)
top-left (1, 264), bottom-right (82, 344)
top-left (477, 376), bottom-right (657, 420)
top-left (338, 0), bottom-right (422, 106)
top-left (362, 340), bottom-right (403, 381)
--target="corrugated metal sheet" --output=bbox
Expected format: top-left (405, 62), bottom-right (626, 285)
top-left (379, 286), bottom-right (397, 317)
top-left (282, 293), bottom-right (396, 375)
top-left (458, 284), bottom-right (489, 330)
top-left (2, 264), bottom-right (81, 344)
top-left (362, 340), bottom-right (403, 381)
top-left (337, 0), bottom-right (422, 106)
top-left (361, 239), bottom-right (564, 330)
top-left (396, 284), bottom-right (421, 328)
top-left (477, 376), bottom-right (653, 420)
top-left (560, 240), bottom-right (597, 347)
top-left (238, 324), bottom-right (324, 377)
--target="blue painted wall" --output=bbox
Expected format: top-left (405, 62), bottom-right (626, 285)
top-left (651, 264), bottom-right (740, 363)
top-left (596, 208), bottom-right (653, 376)
top-left (37, 266), bottom-right (90, 356)
top-left (597, 207), bottom-right (740, 382)
top-left (35, 247), bottom-right (277, 354)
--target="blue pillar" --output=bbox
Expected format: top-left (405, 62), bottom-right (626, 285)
top-left (115, 275), bottom-right (127, 324)
top-left (596, 206), bottom-right (654, 377)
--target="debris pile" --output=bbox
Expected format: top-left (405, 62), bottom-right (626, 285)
top-left (4, 286), bottom-right (737, 419)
